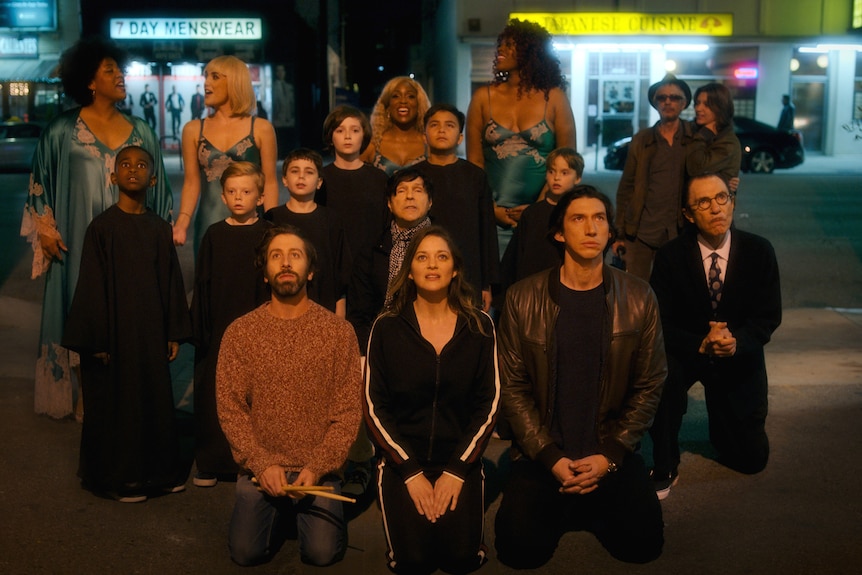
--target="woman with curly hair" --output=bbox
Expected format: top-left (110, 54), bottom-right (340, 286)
top-left (686, 82), bottom-right (741, 184)
top-left (20, 36), bottom-right (173, 419)
top-left (173, 55), bottom-right (279, 253)
top-left (466, 19), bottom-right (576, 254)
top-left (361, 76), bottom-right (431, 176)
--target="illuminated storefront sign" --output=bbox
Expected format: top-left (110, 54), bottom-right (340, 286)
top-left (0, 0), bottom-right (56, 30)
top-left (110, 18), bottom-right (262, 40)
top-left (510, 12), bottom-right (733, 37)
top-left (0, 35), bottom-right (38, 57)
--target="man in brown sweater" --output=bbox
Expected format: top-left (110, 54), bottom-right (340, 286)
top-left (216, 225), bottom-right (362, 567)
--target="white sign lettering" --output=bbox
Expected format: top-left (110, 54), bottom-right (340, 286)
top-left (110, 18), bottom-right (262, 40)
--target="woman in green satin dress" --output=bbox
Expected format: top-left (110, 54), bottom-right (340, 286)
top-left (21, 37), bottom-right (173, 419)
top-left (466, 19), bottom-right (577, 255)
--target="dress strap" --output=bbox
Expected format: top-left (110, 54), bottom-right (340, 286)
top-left (198, 117), bottom-right (205, 138)
top-left (249, 115), bottom-right (256, 137)
top-left (486, 85), bottom-right (493, 115)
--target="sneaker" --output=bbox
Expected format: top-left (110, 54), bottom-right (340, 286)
top-left (193, 472), bottom-right (218, 488)
top-left (342, 461), bottom-right (372, 497)
top-left (651, 470), bottom-right (679, 501)
top-left (163, 483), bottom-right (187, 494)
top-left (109, 491), bottom-right (147, 503)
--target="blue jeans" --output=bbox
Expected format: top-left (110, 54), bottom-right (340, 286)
top-left (228, 472), bottom-right (346, 566)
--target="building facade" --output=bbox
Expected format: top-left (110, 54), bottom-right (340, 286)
top-left (436, 0), bottom-right (862, 156)
top-left (0, 0), bottom-right (79, 122)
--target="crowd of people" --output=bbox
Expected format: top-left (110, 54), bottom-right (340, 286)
top-left (20, 18), bottom-right (782, 573)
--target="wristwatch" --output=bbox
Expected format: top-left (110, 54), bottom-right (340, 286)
top-left (606, 459), bottom-right (619, 474)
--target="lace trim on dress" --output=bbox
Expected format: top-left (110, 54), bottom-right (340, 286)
top-left (21, 201), bottom-right (61, 279)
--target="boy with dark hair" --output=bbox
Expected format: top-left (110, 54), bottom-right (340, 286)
top-left (190, 161), bottom-right (273, 488)
top-left (318, 105), bottom-right (389, 257)
top-left (265, 148), bottom-right (352, 317)
top-left (63, 146), bottom-right (191, 503)
top-left (415, 103), bottom-right (499, 311)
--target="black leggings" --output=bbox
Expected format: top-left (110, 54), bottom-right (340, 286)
top-left (377, 461), bottom-right (488, 575)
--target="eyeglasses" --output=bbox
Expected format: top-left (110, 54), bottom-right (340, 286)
top-left (690, 191), bottom-right (734, 211)
top-left (655, 94), bottom-right (685, 103)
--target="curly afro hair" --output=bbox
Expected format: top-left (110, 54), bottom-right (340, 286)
top-left (59, 36), bottom-right (128, 107)
top-left (493, 19), bottom-right (567, 99)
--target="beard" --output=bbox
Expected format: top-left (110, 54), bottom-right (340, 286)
top-left (269, 270), bottom-right (308, 299)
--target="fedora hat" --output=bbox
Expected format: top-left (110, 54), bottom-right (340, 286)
top-left (648, 74), bottom-right (692, 110)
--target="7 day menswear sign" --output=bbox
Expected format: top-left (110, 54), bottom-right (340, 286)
top-left (110, 18), bottom-right (263, 41)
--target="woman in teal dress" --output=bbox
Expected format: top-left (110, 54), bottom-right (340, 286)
top-left (173, 55), bottom-right (278, 253)
top-left (361, 76), bottom-right (431, 176)
top-left (466, 19), bottom-right (577, 255)
top-left (20, 37), bottom-right (172, 419)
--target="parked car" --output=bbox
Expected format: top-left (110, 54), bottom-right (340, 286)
top-left (0, 122), bottom-right (42, 172)
top-left (603, 116), bottom-right (805, 174)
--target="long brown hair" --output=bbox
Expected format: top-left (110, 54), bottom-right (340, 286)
top-left (385, 226), bottom-right (489, 336)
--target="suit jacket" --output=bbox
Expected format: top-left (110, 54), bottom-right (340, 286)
top-left (650, 226), bottom-right (781, 375)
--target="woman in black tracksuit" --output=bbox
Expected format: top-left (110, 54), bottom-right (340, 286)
top-left (364, 226), bottom-right (499, 575)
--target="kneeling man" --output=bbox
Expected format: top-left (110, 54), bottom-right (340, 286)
top-left (495, 186), bottom-right (666, 568)
top-left (649, 174), bottom-right (781, 499)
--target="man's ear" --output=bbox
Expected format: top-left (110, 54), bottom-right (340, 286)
top-left (682, 207), bottom-right (695, 224)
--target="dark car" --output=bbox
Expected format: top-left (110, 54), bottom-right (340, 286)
top-left (603, 116), bottom-right (805, 174)
top-left (0, 122), bottom-right (42, 172)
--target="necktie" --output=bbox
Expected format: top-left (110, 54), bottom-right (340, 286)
top-left (708, 252), bottom-right (723, 311)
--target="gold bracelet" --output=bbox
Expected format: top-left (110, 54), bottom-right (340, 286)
top-left (177, 212), bottom-right (192, 220)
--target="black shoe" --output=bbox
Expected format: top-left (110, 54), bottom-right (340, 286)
top-left (651, 469), bottom-right (679, 501)
top-left (342, 460), bottom-right (373, 497)
top-left (193, 472), bottom-right (218, 488)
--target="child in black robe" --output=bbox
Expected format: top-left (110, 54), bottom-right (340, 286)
top-left (63, 146), bottom-right (191, 503)
top-left (189, 161), bottom-right (272, 487)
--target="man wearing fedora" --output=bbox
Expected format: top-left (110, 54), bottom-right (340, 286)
top-left (612, 74), bottom-right (695, 281)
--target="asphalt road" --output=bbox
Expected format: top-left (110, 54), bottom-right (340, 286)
top-left (1, 151), bottom-right (860, 575)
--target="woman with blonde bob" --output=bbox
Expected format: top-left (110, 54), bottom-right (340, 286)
top-left (364, 226), bottom-right (499, 574)
top-left (361, 76), bottom-right (431, 175)
top-left (173, 55), bottom-right (278, 252)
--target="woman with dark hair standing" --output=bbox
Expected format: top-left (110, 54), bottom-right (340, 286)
top-left (686, 82), bottom-right (742, 183)
top-left (466, 18), bottom-right (576, 254)
top-left (364, 226), bottom-right (499, 575)
top-left (21, 36), bottom-right (172, 419)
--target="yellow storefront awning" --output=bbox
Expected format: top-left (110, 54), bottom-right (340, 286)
top-left (0, 58), bottom-right (60, 82)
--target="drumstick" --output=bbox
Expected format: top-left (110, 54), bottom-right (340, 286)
top-left (250, 477), bottom-right (355, 502)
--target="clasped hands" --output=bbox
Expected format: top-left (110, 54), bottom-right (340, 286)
top-left (699, 321), bottom-right (737, 357)
top-left (405, 472), bottom-right (464, 523)
top-left (552, 454), bottom-right (610, 495)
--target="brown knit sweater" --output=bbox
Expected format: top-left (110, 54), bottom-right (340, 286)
top-left (216, 301), bottom-right (362, 479)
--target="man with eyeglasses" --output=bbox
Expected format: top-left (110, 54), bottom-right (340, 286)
top-left (647, 173), bottom-right (781, 499)
top-left (613, 73), bottom-right (696, 281)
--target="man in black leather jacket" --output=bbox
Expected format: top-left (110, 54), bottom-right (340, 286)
top-left (495, 185), bottom-right (666, 568)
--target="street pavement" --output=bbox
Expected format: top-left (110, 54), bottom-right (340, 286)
top-left (1, 154), bottom-right (861, 574)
